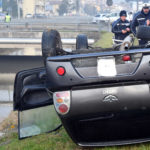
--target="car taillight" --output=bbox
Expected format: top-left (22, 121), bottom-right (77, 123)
top-left (59, 104), bottom-right (68, 114)
top-left (57, 67), bottom-right (65, 76)
top-left (53, 91), bottom-right (70, 115)
top-left (122, 55), bottom-right (131, 61)
top-left (56, 98), bottom-right (63, 103)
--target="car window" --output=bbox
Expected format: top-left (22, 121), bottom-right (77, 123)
top-left (19, 105), bottom-right (61, 139)
top-left (95, 15), bottom-right (100, 17)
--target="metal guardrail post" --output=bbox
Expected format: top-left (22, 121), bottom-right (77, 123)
top-left (108, 19), bottom-right (111, 32)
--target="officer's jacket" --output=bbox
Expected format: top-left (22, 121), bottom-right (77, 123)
top-left (131, 10), bottom-right (150, 35)
top-left (112, 18), bottom-right (130, 40)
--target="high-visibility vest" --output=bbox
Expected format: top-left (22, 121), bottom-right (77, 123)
top-left (5, 15), bottom-right (11, 23)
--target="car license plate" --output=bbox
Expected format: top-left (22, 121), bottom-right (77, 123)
top-left (97, 56), bottom-right (117, 77)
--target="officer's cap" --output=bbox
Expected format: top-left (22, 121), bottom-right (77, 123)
top-left (120, 10), bottom-right (127, 17)
top-left (143, 3), bottom-right (150, 9)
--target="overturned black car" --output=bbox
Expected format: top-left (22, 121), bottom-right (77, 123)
top-left (13, 26), bottom-right (150, 147)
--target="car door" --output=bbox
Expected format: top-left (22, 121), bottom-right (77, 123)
top-left (14, 67), bottom-right (61, 139)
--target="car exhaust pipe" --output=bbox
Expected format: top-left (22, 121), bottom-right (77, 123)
top-left (120, 35), bottom-right (134, 51)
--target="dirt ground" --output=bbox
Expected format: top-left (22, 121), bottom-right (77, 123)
top-left (0, 111), bottom-right (18, 132)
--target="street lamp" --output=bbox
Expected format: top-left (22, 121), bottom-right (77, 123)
top-left (17, 0), bottom-right (20, 19)
top-left (76, 0), bottom-right (79, 15)
top-left (136, 0), bottom-right (139, 11)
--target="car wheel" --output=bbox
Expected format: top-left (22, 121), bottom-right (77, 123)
top-left (42, 29), bottom-right (62, 65)
top-left (136, 26), bottom-right (150, 40)
top-left (76, 34), bottom-right (88, 50)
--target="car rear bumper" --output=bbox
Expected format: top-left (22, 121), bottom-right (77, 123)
top-left (59, 81), bottom-right (150, 147)
top-left (46, 48), bottom-right (150, 90)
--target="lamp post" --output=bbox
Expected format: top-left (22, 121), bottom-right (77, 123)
top-left (76, 0), bottom-right (79, 15)
top-left (17, 0), bottom-right (20, 19)
top-left (136, 0), bottom-right (139, 11)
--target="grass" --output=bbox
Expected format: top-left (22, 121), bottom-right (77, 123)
top-left (0, 31), bottom-right (147, 150)
top-left (1, 127), bottom-right (150, 150)
top-left (0, 128), bottom-right (78, 150)
top-left (93, 31), bottom-right (139, 48)
top-left (94, 31), bottom-right (113, 48)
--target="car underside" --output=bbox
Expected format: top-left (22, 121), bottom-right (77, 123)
top-left (13, 27), bottom-right (150, 147)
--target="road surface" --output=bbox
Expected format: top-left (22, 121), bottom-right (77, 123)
top-left (0, 104), bottom-right (12, 123)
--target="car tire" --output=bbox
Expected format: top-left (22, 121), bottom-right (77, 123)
top-left (76, 34), bottom-right (88, 50)
top-left (42, 29), bottom-right (62, 65)
top-left (136, 26), bottom-right (150, 40)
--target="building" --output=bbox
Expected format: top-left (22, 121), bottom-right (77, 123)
top-left (22, 0), bottom-right (45, 18)
top-left (45, 0), bottom-right (62, 16)
top-left (22, 0), bottom-right (35, 17)
top-left (35, 0), bottom-right (45, 14)
top-left (81, 0), bottom-right (105, 12)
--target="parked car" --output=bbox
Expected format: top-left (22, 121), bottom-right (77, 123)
top-left (25, 14), bottom-right (33, 19)
top-left (92, 14), bottom-right (107, 23)
top-left (92, 13), bottom-right (119, 24)
top-left (99, 12), bottom-right (120, 23)
top-left (33, 14), bottom-right (47, 19)
top-left (108, 12), bottom-right (133, 23)
top-left (95, 12), bottom-right (133, 24)
top-left (14, 27), bottom-right (150, 147)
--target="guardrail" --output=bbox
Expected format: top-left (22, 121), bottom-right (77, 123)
top-left (0, 38), bottom-right (95, 49)
top-left (7, 16), bottom-right (93, 24)
top-left (0, 38), bottom-right (94, 45)
top-left (0, 38), bottom-right (95, 50)
top-left (0, 23), bottom-right (100, 32)
top-left (0, 17), bottom-right (100, 32)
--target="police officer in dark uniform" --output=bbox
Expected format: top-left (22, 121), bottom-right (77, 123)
top-left (112, 10), bottom-right (131, 43)
top-left (131, 3), bottom-right (150, 45)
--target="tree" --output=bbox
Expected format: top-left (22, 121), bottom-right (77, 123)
top-left (76, 0), bottom-right (79, 14)
top-left (58, 0), bottom-right (69, 16)
top-left (106, 0), bottom-right (113, 6)
top-left (84, 4), bottom-right (97, 16)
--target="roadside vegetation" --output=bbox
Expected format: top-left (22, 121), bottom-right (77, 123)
top-left (94, 31), bottom-right (138, 48)
top-left (0, 31), bottom-right (145, 150)
top-left (1, 127), bottom-right (150, 150)
top-left (94, 31), bottom-right (114, 48)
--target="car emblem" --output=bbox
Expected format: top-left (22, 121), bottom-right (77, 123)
top-left (103, 95), bottom-right (118, 103)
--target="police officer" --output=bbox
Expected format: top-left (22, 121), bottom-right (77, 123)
top-left (112, 10), bottom-right (130, 42)
top-left (131, 3), bottom-right (150, 45)
top-left (5, 13), bottom-right (11, 23)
